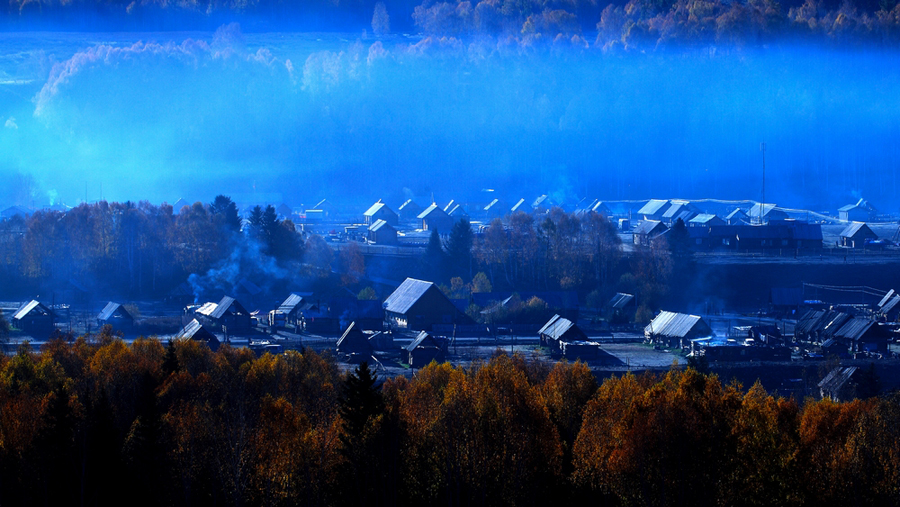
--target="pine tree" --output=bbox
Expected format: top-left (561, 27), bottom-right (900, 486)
top-left (337, 362), bottom-right (388, 506)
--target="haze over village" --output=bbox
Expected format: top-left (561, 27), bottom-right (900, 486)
top-left (5, 0), bottom-right (900, 501)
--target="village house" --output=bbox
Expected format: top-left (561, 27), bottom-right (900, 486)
top-left (363, 200), bottom-right (399, 226)
top-left (688, 214), bottom-right (725, 228)
top-left (818, 366), bottom-right (879, 401)
top-left (538, 314), bottom-right (590, 356)
top-left (336, 321), bottom-right (374, 357)
top-left (176, 319), bottom-right (220, 351)
top-left (831, 317), bottom-right (890, 354)
top-left (483, 198), bottom-right (509, 220)
top-left (838, 198), bottom-right (877, 222)
top-left (839, 222), bottom-right (877, 248)
top-left (270, 292), bottom-right (312, 329)
top-left (510, 198), bottom-right (527, 214)
top-left (661, 201), bottom-right (699, 225)
top-left (633, 220), bottom-right (668, 247)
top-left (398, 199), bottom-right (423, 221)
top-left (405, 331), bottom-right (446, 367)
top-left (195, 296), bottom-right (252, 335)
top-left (368, 219), bottom-right (398, 245)
top-left (747, 203), bottom-right (789, 224)
top-left (725, 208), bottom-right (749, 225)
top-left (96, 302), bottom-right (134, 330)
top-left (384, 278), bottom-right (470, 331)
top-left (638, 199), bottom-right (672, 221)
top-left (417, 203), bottom-right (455, 233)
top-left (12, 300), bottom-right (56, 336)
top-left (1, 205), bottom-right (32, 220)
top-left (645, 311), bottom-right (712, 349)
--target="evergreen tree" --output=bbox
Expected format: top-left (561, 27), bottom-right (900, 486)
top-left (209, 195), bottom-right (242, 232)
top-left (0, 309), bottom-right (8, 343)
top-left (445, 218), bottom-right (474, 279)
top-left (421, 228), bottom-right (446, 281)
top-left (338, 362), bottom-right (388, 506)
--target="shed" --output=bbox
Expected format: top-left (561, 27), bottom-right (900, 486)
top-left (645, 311), bottom-right (712, 349)
top-left (368, 219), bottom-right (398, 245)
top-left (384, 278), bottom-right (471, 331)
top-left (839, 222), bottom-right (877, 248)
top-left (12, 300), bottom-right (56, 336)
top-left (363, 201), bottom-right (399, 226)
top-left (97, 302), bottom-right (134, 330)
top-left (176, 319), bottom-right (220, 351)
top-left (405, 331), bottom-right (445, 367)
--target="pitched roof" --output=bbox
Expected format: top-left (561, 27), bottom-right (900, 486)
top-left (364, 201), bottom-right (386, 216)
top-left (689, 214), bottom-right (720, 225)
top-left (278, 293), bottom-right (307, 313)
top-left (511, 198), bottom-right (526, 212)
top-left (418, 203), bottom-right (448, 220)
top-left (819, 366), bottom-right (858, 395)
top-left (399, 199), bottom-right (422, 213)
top-left (725, 208), bottom-right (748, 220)
top-left (662, 201), bottom-right (695, 219)
top-left (209, 296), bottom-right (248, 320)
top-left (384, 278), bottom-right (436, 314)
top-left (878, 289), bottom-right (895, 308)
top-left (840, 222), bottom-right (876, 239)
top-left (176, 319), bottom-right (215, 340)
top-left (645, 311), bottom-right (709, 339)
top-left (639, 199), bottom-right (669, 216)
top-left (14, 300), bottom-right (55, 321)
top-left (369, 219), bottom-right (393, 232)
top-left (539, 315), bottom-right (586, 341)
top-left (336, 322), bottom-right (373, 352)
top-left (405, 331), bottom-right (442, 352)
top-left (97, 302), bottom-right (131, 322)
top-left (881, 295), bottom-right (900, 315)
top-left (833, 318), bottom-right (878, 341)
top-left (608, 293), bottom-right (635, 309)
top-left (634, 220), bottom-right (667, 236)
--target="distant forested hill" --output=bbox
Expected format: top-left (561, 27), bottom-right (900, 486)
top-left (5, 0), bottom-right (900, 48)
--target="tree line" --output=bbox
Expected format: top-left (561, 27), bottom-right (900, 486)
top-left (6, 0), bottom-right (900, 48)
top-left (1, 335), bottom-right (899, 506)
top-left (0, 197), bottom-right (309, 299)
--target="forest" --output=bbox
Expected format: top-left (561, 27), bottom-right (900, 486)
top-left (0, 198), bottom-right (686, 315)
top-left (5, 0), bottom-right (900, 48)
top-left (0, 334), bottom-right (898, 506)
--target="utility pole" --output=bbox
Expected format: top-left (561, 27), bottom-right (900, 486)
top-left (760, 142), bottom-right (767, 225)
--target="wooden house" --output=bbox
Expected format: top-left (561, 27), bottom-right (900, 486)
top-left (831, 318), bottom-right (889, 353)
top-left (747, 203), bottom-right (789, 224)
top-left (633, 220), bottom-right (668, 247)
top-left (398, 199), bottom-right (423, 221)
top-left (661, 201), bottom-right (699, 225)
top-left (176, 319), bottom-right (220, 351)
top-left (725, 208), bottom-right (749, 225)
top-left (483, 199), bottom-right (509, 219)
top-left (838, 199), bottom-right (877, 222)
top-left (384, 278), bottom-right (470, 331)
top-left (688, 214), bottom-right (725, 228)
top-left (839, 222), bottom-right (877, 248)
top-left (12, 300), bottom-right (56, 336)
top-left (645, 311), bottom-right (712, 349)
top-left (97, 302), bottom-right (134, 330)
top-left (363, 201), bottom-right (399, 226)
top-left (336, 321), bottom-right (374, 356)
top-left (538, 314), bottom-right (588, 353)
top-left (405, 331), bottom-right (445, 367)
top-left (196, 296), bottom-right (252, 335)
top-left (368, 219), bottom-right (398, 245)
top-left (417, 204), bottom-right (454, 233)
top-left (638, 199), bottom-right (671, 221)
